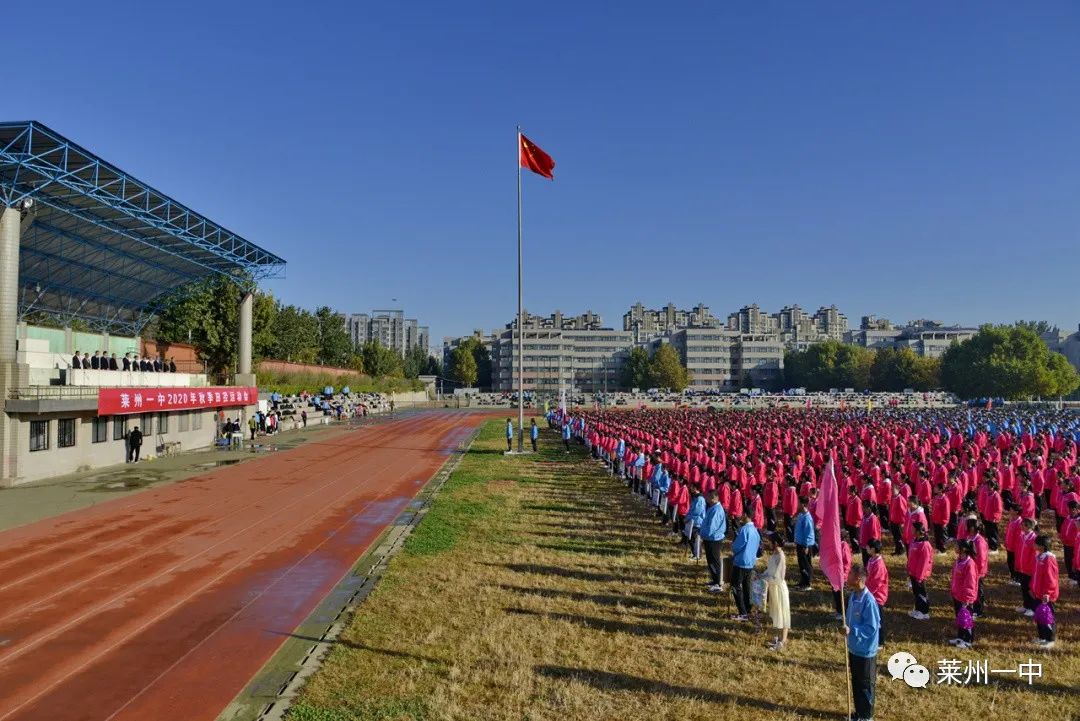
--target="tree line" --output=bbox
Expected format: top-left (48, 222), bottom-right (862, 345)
top-left (785, 326), bottom-right (1079, 399)
top-left (147, 277), bottom-right (438, 380)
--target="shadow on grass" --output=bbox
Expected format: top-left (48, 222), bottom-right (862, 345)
top-left (505, 606), bottom-right (727, 643)
top-left (496, 584), bottom-right (660, 610)
top-left (534, 665), bottom-right (844, 719)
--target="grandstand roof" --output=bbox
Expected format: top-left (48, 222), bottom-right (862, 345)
top-left (0, 121), bottom-right (285, 334)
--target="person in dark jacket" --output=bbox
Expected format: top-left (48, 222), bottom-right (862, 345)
top-left (108, 353), bottom-right (119, 371)
top-left (81, 352), bottom-right (91, 369)
top-left (72, 351), bottom-right (81, 369)
top-left (153, 357), bottom-right (163, 372)
top-left (90, 351), bottom-right (101, 370)
top-left (122, 354), bottom-right (132, 371)
top-left (168, 358), bottom-right (177, 373)
top-left (127, 426), bottom-right (143, 463)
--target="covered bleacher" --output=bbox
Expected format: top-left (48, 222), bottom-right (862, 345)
top-left (0, 120), bottom-right (286, 485)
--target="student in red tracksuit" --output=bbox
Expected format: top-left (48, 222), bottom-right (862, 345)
top-left (748, 485), bottom-right (765, 530)
top-left (858, 510), bottom-right (881, 567)
top-left (1061, 500), bottom-right (1080, 584)
top-left (1004, 506), bottom-right (1024, 583)
top-left (865, 539), bottom-right (889, 648)
top-left (844, 486), bottom-right (863, 551)
top-left (1015, 518), bottom-right (1038, 616)
top-left (1030, 535), bottom-right (1059, 648)
top-left (931, 486), bottom-right (951, 553)
top-left (903, 497), bottom-right (928, 550)
top-left (907, 523), bottom-right (934, 620)
top-left (888, 487), bottom-right (907, 555)
top-left (966, 518), bottom-right (989, 617)
top-left (950, 540), bottom-right (979, 649)
top-left (980, 480), bottom-right (1004, 551)
top-left (762, 477), bottom-right (779, 533)
top-left (781, 479), bottom-right (799, 543)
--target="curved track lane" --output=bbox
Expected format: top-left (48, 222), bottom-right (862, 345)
top-left (0, 411), bottom-right (486, 721)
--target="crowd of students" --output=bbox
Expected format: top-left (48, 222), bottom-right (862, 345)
top-left (549, 407), bottom-right (1076, 654)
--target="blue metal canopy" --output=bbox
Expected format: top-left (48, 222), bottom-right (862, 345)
top-left (0, 121), bottom-right (286, 334)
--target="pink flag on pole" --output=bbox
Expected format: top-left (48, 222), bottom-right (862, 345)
top-left (817, 460), bottom-right (845, 592)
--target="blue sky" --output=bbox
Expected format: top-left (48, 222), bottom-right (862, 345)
top-left (7, 2), bottom-right (1080, 342)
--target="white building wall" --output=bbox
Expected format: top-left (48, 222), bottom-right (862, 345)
top-left (15, 409), bottom-right (219, 484)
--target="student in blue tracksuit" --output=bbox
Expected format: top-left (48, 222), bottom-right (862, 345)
top-left (530, 419), bottom-right (539, 452)
top-left (845, 564), bottom-right (881, 721)
top-left (505, 418), bottom-right (514, 452)
top-left (730, 514), bottom-right (761, 620)
top-left (685, 487), bottom-right (707, 560)
top-left (794, 497), bottom-right (817, 590)
top-left (700, 491), bottom-right (729, 590)
top-left (561, 421), bottom-right (571, 453)
top-left (652, 463), bottom-right (671, 520)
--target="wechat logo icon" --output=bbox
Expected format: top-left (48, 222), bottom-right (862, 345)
top-left (887, 651), bottom-right (930, 689)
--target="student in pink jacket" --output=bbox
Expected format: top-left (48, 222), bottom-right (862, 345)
top-left (1030, 535), bottom-right (1059, 648)
top-left (865, 539), bottom-right (889, 648)
top-left (950, 540), bottom-right (979, 649)
top-left (907, 523), bottom-right (934, 620)
top-left (1015, 518), bottom-right (1039, 616)
top-left (1061, 500), bottom-right (1080, 585)
top-left (1004, 507), bottom-right (1024, 583)
top-left (858, 511), bottom-right (882, 566)
top-left (903, 497), bottom-right (928, 549)
top-left (965, 518), bottom-right (989, 617)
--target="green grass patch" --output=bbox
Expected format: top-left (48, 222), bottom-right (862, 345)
top-left (288, 698), bottom-right (429, 721)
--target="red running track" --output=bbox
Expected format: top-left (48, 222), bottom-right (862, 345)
top-left (0, 411), bottom-right (485, 721)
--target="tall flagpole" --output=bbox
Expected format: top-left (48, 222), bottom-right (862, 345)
top-left (516, 126), bottom-right (525, 452)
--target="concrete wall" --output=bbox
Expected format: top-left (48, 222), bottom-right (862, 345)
top-left (15, 408), bottom-right (219, 484)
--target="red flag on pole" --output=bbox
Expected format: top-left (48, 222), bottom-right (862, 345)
top-left (520, 133), bottom-right (555, 179)
top-left (817, 460), bottom-right (846, 592)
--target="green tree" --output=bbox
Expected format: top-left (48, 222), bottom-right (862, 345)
top-left (650, 344), bottom-right (690, 391)
top-left (154, 276), bottom-right (241, 379)
top-left (424, 355), bottom-right (441, 375)
top-left (449, 345), bottom-right (478, 387)
top-left (361, 339), bottom-right (403, 377)
top-left (1014, 320), bottom-right (1055, 336)
top-left (456, 337), bottom-right (492, 389)
top-left (622, 346), bottom-right (653, 389)
top-left (403, 345), bottom-right (431, 379)
top-left (314, 306), bottom-right (352, 367)
top-left (940, 324), bottom-right (1080, 399)
top-left (784, 340), bottom-right (874, 391)
top-left (252, 293), bottom-right (278, 361)
top-left (271, 305), bottom-right (319, 363)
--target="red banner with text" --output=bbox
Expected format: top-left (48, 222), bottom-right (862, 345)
top-left (97, 387), bottom-right (259, 415)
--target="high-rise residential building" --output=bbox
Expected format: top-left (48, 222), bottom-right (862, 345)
top-left (347, 309), bottom-right (428, 356)
top-left (844, 319), bottom-right (975, 357)
top-left (511, 309), bottom-right (604, 331)
top-left (669, 328), bottom-right (740, 388)
top-left (812, 305), bottom-right (849, 340)
top-left (727, 304), bottom-right (779, 335)
top-left (623, 302), bottom-right (720, 341)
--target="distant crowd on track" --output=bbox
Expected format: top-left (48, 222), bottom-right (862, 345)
top-left (544, 406), bottom-right (1079, 720)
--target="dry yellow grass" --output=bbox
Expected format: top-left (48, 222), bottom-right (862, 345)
top-left (289, 420), bottom-right (1080, 721)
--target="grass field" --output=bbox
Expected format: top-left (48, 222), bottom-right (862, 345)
top-left (287, 419), bottom-right (1079, 721)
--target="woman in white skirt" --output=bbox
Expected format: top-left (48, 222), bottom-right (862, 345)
top-left (763, 532), bottom-right (791, 651)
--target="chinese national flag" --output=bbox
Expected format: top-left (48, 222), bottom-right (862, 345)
top-left (519, 133), bottom-right (555, 179)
